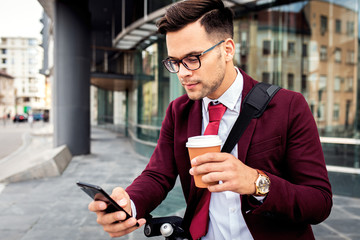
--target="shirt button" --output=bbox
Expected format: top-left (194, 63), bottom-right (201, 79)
top-left (230, 208), bottom-right (236, 213)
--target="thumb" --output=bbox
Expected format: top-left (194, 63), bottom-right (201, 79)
top-left (111, 187), bottom-right (132, 214)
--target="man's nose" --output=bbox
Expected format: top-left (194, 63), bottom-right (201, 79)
top-left (177, 62), bottom-right (192, 79)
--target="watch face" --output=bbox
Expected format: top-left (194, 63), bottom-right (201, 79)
top-left (258, 176), bottom-right (270, 194)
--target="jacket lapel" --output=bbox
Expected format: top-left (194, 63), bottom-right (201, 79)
top-left (187, 99), bottom-right (202, 193)
top-left (187, 100), bottom-right (202, 138)
top-left (182, 99), bottom-right (204, 233)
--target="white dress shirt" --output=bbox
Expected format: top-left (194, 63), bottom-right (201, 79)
top-left (201, 67), bottom-right (254, 240)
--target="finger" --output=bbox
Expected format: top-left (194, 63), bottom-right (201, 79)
top-left (190, 160), bottom-right (227, 176)
top-left (103, 216), bottom-right (141, 233)
top-left (111, 187), bottom-right (128, 201)
top-left (207, 179), bottom-right (241, 193)
top-left (110, 187), bottom-right (132, 215)
top-left (88, 200), bottom-right (107, 212)
top-left (191, 152), bottom-right (229, 166)
top-left (201, 171), bottom-right (224, 184)
top-left (97, 210), bottom-right (129, 225)
top-left (106, 218), bottom-right (146, 238)
top-left (207, 182), bottom-right (229, 192)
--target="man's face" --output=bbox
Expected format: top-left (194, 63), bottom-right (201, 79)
top-left (166, 21), bottom-right (226, 100)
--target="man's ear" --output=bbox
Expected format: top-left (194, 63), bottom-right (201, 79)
top-left (224, 38), bottom-right (235, 62)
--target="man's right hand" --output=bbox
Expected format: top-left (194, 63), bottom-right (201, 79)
top-left (88, 187), bottom-right (146, 238)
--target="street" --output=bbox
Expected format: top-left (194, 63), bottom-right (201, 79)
top-left (0, 120), bottom-right (48, 160)
top-left (0, 126), bottom-right (359, 239)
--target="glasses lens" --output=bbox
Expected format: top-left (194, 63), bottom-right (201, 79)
top-left (182, 56), bottom-right (200, 71)
top-left (163, 59), bottom-right (178, 73)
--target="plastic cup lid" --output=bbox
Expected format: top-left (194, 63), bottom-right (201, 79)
top-left (186, 135), bottom-right (222, 148)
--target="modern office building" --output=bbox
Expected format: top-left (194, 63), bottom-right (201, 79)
top-left (0, 70), bottom-right (15, 118)
top-left (0, 36), bottom-right (46, 117)
top-left (38, 0), bottom-right (360, 197)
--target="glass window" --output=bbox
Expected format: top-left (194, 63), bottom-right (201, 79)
top-left (125, 0), bottom-right (144, 27)
top-left (302, 44), bottom-right (307, 57)
top-left (262, 72), bottom-right (270, 83)
top-left (133, 40), bottom-right (170, 143)
top-left (231, 0), bottom-right (359, 142)
top-left (335, 19), bottom-right (341, 33)
top-left (319, 75), bottom-right (327, 91)
top-left (320, 46), bottom-right (327, 61)
top-left (301, 75), bottom-right (307, 93)
top-left (288, 73), bottom-right (294, 91)
top-left (318, 103), bottom-right (325, 121)
top-left (334, 77), bottom-right (341, 91)
top-left (241, 32), bottom-right (247, 50)
top-left (148, 0), bottom-right (173, 14)
top-left (274, 40), bottom-right (281, 55)
top-left (335, 48), bottom-right (341, 63)
top-left (346, 50), bottom-right (355, 64)
top-left (122, 0), bottom-right (360, 182)
top-left (28, 39), bottom-right (37, 46)
top-left (288, 42), bottom-right (295, 56)
top-left (273, 72), bottom-right (281, 85)
top-left (263, 40), bottom-right (271, 55)
top-left (333, 104), bottom-right (340, 121)
top-left (320, 15), bottom-right (328, 35)
top-left (345, 77), bottom-right (353, 91)
top-left (346, 21), bottom-right (354, 36)
top-left (97, 89), bottom-right (114, 124)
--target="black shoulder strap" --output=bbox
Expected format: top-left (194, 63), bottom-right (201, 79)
top-left (221, 82), bottom-right (281, 153)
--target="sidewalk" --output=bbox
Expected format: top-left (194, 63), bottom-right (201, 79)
top-left (0, 127), bottom-right (359, 240)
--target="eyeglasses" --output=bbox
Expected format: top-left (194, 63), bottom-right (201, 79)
top-left (162, 40), bottom-right (225, 73)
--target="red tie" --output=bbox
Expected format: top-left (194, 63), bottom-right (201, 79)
top-left (189, 102), bottom-right (226, 239)
top-left (204, 103), bottom-right (227, 135)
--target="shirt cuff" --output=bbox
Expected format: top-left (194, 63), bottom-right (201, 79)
top-left (252, 195), bottom-right (265, 203)
top-left (130, 199), bottom-right (137, 218)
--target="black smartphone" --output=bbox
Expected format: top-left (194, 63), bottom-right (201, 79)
top-left (76, 181), bottom-right (138, 225)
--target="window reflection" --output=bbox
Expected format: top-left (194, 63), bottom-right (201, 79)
top-left (134, 41), bottom-right (170, 142)
top-left (233, 0), bottom-right (358, 139)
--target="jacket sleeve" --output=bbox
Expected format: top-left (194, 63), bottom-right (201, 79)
top-left (245, 92), bottom-right (332, 224)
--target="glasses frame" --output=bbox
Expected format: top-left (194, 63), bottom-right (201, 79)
top-left (162, 40), bottom-right (225, 73)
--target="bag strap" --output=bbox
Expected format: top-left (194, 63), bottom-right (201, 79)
top-left (221, 82), bottom-right (281, 153)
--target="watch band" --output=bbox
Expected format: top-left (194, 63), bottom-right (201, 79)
top-left (254, 169), bottom-right (270, 196)
top-left (256, 169), bottom-right (266, 177)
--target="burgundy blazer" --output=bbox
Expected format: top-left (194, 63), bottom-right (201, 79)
top-left (126, 70), bottom-right (332, 240)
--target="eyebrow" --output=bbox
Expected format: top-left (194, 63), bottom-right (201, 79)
top-left (167, 50), bottom-right (203, 60)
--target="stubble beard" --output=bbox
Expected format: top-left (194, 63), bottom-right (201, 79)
top-left (186, 70), bottom-right (225, 101)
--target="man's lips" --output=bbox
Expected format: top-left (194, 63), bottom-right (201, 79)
top-left (183, 82), bottom-right (199, 90)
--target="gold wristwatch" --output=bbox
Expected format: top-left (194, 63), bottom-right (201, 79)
top-left (254, 169), bottom-right (270, 196)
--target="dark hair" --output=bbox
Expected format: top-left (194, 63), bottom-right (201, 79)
top-left (157, 0), bottom-right (234, 39)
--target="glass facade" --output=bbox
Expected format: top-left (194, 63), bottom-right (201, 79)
top-left (229, 0), bottom-right (360, 174)
top-left (126, 38), bottom-right (179, 156)
top-left (98, 88), bottom-right (114, 124)
top-left (96, 0), bottom-right (360, 196)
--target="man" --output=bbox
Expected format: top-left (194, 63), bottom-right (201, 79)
top-left (89, 0), bottom-right (332, 239)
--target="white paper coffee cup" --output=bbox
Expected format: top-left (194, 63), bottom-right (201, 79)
top-left (186, 135), bottom-right (222, 188)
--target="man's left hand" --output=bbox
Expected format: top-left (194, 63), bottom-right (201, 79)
top-left (189, 152), bottom-right (258, 194)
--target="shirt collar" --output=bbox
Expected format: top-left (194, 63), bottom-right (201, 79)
top-left (203, 67), bottom-right (243, 113)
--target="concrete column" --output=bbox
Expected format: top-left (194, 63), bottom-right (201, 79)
top-left (54, 0), bottom-right (91, 155)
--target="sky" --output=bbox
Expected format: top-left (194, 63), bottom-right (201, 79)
top-left (0, 0), bottom-right (43, 40)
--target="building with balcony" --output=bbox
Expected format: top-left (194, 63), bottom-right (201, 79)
top-left (0, 70), bottom-right (15, 118)
top-left (38, 0), bottom-right (360, 197)
top-left (0, 36), bottom-right (46, 116)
